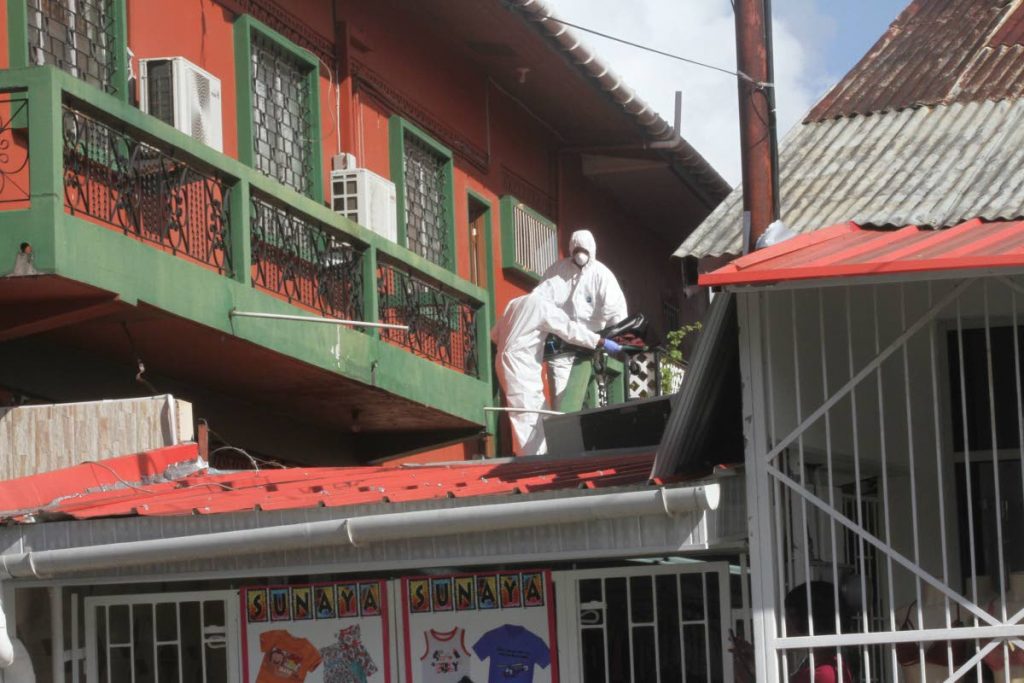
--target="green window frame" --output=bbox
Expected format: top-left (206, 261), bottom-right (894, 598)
top-left (389, 116), bottom-right (455, 271)
top-left (233, 15), bottom-right (323, 201)
top-left (499, 195), bottom-right (558, 282)
top-left (8, 0), bottom-right (129, 99)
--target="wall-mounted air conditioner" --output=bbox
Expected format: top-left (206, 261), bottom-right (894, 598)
top-left (330, 153), bottom-right (398, 242)
top-left (139, 57), bottom-right (223, 152)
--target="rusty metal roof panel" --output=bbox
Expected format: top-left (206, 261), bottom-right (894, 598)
top-left (675, 98), bottom-right (1024, 258)
top-left (807, 0), bottom-right (1024, 122)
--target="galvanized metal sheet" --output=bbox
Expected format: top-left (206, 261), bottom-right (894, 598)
top-left (675, 99), bottom-right (1024, 258)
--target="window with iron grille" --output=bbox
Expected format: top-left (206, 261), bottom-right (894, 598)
top-left (249, 32), bottom-right (313, 196)
top-left (28, 0), bottom-right (116, 92)
top-left (234, 17), bottom-right (321, 199)
top-left (390, 117), bottom-right (454, 270)
top-left (499, 195), bottom-right (558, 281)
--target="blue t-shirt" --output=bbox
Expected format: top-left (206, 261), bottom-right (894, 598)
top-left (472, 624), bottom-right (550, 683)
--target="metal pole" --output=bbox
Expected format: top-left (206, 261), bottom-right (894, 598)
top-left (483, 406), bottom-right (564, 417)
top-left (734, 0), bottom-right (779, 253)
top-left (228, 309), bottom-right (409, 331)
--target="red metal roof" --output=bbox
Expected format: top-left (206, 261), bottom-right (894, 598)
top-left (700, 219), bottom-right (1024, 287)
top-left (0, 445), bottom-right (666, 522)
top-left (806, 0), bottom-right (1024, 122)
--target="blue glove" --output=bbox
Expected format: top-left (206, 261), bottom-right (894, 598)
top-left (602, 338), bottom-right (622, 354)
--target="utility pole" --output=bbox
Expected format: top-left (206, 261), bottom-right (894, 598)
top-left (734, 0), bottom-right (780, 254)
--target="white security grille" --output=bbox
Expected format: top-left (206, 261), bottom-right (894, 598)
top-left (86, 591), bottom-right (239, 683)
top-left (511, 201), bottom-right (558, 276)
top-left (740, 275), bottom-right (1024, 682)
top-left (561, 565), bottom-right (733, 683)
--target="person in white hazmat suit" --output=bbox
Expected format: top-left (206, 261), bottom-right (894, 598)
top-left (493, 291), bottom-right (622, 456)
top-left (534, 229), bottom-right (628, 409)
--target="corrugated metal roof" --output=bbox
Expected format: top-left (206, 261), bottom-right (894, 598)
top-left (700, 218), bottom-right (1024, 287)
top-left (0, 445), bottom-right (669, 522)
top-left (675, 98), bottom-right (1024, 258)
top-left (807, 0), bottom-right (1024, 122)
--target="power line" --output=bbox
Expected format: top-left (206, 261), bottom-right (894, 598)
top-left (543, 15), bottom-right (768, 87)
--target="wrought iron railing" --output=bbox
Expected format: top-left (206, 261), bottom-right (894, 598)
top-left (250, 195), bottom-right (364, 321)
top-left (377, 259), bottom-right (480, 376)
top-left (62, 104), bottom-right (232, 273)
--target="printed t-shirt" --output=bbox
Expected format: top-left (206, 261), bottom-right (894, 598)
top-left (256, 629), bottom-right (322, 683)
top-left (320, 624), bottom-right (378, 683)
top-left (420, 627), bottom-right (471, 682)
top-left (472, 624), bottom-right (550, 683)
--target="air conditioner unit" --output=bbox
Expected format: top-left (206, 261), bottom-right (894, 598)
top-left (139, 57), bottom-right (223, 152)
top-left (330, 162), bottom-right (398, 243)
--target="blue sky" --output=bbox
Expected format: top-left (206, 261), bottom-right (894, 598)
top-left (552, 0), bottom-right (907, 184)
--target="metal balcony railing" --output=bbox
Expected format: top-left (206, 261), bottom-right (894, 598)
top-left (62, 104), bottom-right (232, 274)
top-left (6, 67), bottom-right (490, 394)
top-left (250, 194), bottom-right (364, 321)
top-left (377, 258), bottom-right (480, 377)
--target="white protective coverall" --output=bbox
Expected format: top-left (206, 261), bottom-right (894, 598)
top-left (493, 292), bottom-right (601, 456)
top-left (534, 229), bottom-right (628, 408)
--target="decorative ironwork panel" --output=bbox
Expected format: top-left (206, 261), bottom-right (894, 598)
top-left (29, 0), bottom-right (116, 93)
top-left (250, 195), bottom-right (364, 321)
top-left (402, 132), bottom-right (449, 267)
top-left (62, 105), bottom-right (232, 273)
top-left (627, 349), bottom-right (685, 399)
top-left (377, 260), bottom-right (479, 376)
top-left (250, 33), bottom-right (312, 196)
top-left (0, 95), bottom-right (30, 203)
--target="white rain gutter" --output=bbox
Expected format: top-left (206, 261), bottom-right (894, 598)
top-left (0, 484), bottom-right (718, 580)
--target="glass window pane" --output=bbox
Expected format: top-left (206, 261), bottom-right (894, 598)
top-left (580, 578), bottom-right (603, 605)
top-left (656, 574), bottom-right (683, 682)
top-left (706, 573), bottom-right (723, 682)
top-left (203, 600), bottom-right (225, 627)
top-left (133, 603), bottom-right (155, 683)
top-left (605, 578), bottom-right (631, 683)
top-left (108, 604), bottom-right (131, 645)
top-left (205, 644), bottom-right (228, 683)
top-left (581, 628), bottom-right (607, 683)
top-left (157, 643), bottom-right (179, 683)
top-left (679, 573), bottom-right (705, 622)
top-left (156, 603), bottom-right (177, 642)
top-left (96, 606), bottom-right (108, 681)
top-left (180, 601), bottom-right (203, 681)
top-left (630, 575), bottom-right (654, 623)
top-left (631, 626), bottom-right (657, 682)
top-left (683, 624), bottom-right (708, 681)
top-left (109, 646), bottom-right (132, 681)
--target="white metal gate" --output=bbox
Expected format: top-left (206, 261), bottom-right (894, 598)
top-left (85, 590), bottom-right (239, 683)
top-left (739, 276), bottom-right (1024, 682)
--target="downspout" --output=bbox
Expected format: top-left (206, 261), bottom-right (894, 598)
top-left (0, 484), bottom-right (719, 580)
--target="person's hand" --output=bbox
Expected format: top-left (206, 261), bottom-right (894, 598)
top-left (600, 338), bottom-right (622, 354)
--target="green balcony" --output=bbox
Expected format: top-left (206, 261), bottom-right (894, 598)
top-left (0, 66), bottom-right (492, 461)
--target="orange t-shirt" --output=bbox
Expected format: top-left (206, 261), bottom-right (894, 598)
top-left (256, 629), bottom-right (322, 683)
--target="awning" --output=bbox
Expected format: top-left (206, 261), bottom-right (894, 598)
top-left (701, 218), bottom-right (1024, 287)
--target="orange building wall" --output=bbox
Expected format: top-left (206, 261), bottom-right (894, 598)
top-left (15, 0), bottom-right (691, 461)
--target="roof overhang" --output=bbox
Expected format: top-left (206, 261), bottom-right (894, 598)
top-left (700, 219), bottom-right (1024, 288)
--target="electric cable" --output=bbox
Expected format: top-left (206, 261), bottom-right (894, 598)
top-left (537, 15), bottom-right (769, 87)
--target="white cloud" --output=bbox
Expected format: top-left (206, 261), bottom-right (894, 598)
top-left (547, 0), bottom-right (838, 185)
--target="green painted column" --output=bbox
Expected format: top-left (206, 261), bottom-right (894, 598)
top-left (361, 244), bottom-right (380, 339)
top-left (228, 178), bottom-right (251, 285)
top-left (24, 68), bottom-right (63, 273)
top-left (475, 300), bottom-right (493, 416)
